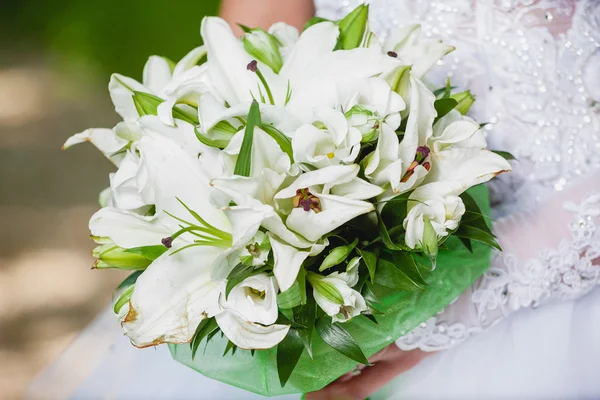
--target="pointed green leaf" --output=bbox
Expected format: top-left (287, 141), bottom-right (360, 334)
top-left (460, 191), bottom-right (493, 235)
top-left (459, 237), bottom-right (474, 253)
top-left (259, 124), bottom-right (294, 162)
top-left (223, 340), bottom-right (236, 356)
top-left (374, 252), bottom-right (427, 291)
top-left (492, 150), bottom-right (516, 161)
top-left (337, 4), bottom-right (369, 50)
top-left (455, 225), bottom-right (502, 251)
top-left (356, 248), bottom-right (378, 283)
top-left (277, 328), bottom-right (305, 387)
top-left (132, 91), bottom-right (198, 124)
top-left (190, 318), bottom-right (219, 359)
top-left (115, 271), bottom-right (143, 291)
top-left (315, 317), bottom-right (369, 365)
top-left (234, 100), bottom-right (261, 177)
top-left (433, 97), bottom-right (458, 125)
top-left (225, 263), bottom-right (255, 299)
top-left (194, 126), bottom-right (234, 149)
top-left (278, 281), bottom-right (303, 309)
top-left (303, 16), bottom-right (331, 31)
top-left (293, 294), bottom-right (315, 359)
top-left (113, 285), bottom-right (135, 314)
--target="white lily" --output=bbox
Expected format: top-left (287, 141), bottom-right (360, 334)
top-left (292, 108), bottom-right (362, 169)
top-left (109, 46), bottom-right (209, 124)
top-left (238, 231), bottom-right (270, 267)
top-left (365, 75), bottom-right (437, 200)
top-left (274, 164), bottom-right (382, 241)
top-left (383, 24), bottom-right (455, 79)
top-left (89, 134), bottom-right (276, 347)
top-left (403, 195), bottom-right (466, 251)
top-left (337, 77), bottom-right (405, 141)
top-left (268, 22), bottom-right (299, 61)
top-left (428, 110), bottom-right (487, 152)
top-left (308, 261), bottom-right (367, 323)
top-left (217, 273), bottom-right (288, 349)
top-left (201, 17), bottom-right (399, 123)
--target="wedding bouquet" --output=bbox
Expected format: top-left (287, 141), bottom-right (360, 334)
top-left (65, 4), bottom-right (511, 396)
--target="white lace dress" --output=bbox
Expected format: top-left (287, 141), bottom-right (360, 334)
top-left (27, 1), bottom-right (600, 399)
top-left (316, 0), bottom-right (600, 398)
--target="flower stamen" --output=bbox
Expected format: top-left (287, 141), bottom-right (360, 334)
top-left (293, 188), bottom-right (322, 213)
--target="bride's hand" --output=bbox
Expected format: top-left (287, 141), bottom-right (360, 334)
top-left (305, 345), bottom-right (430, 400)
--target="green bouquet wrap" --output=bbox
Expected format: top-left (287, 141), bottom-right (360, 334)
top-left (170, 186), bottom-right (492, 396)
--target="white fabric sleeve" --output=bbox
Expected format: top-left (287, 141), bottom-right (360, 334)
top-left (396, 172), bottom-right (600, 352)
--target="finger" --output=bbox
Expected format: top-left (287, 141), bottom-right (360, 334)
top-left (305, 348), bottom-right (429, 400)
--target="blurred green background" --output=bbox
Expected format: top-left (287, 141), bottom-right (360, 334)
top-left (0, 1), bottom-right (218, 398)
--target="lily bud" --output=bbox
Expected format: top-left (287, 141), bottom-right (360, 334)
top-left (319, 238), bottom-right (358, 272)
top-left (308, 271), bottom-right (367, 323)
top-left (403, 196), bottom-right (466, 261)
top-left (241, 27), bottom-right (283, 73)
top-left (92, 242), bottom-right (153, 270)
top-left (451, 90), bottom-right (475, 115)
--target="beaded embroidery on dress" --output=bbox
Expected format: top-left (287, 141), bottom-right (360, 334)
top-left (315, 0), bottom-right (600, 351)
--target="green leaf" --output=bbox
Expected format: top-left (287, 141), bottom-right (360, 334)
top-left (492, 150), bottom-right (516, 161)
top-left (278, 281), bottom-right (303, 309)
top-left (455, 225), bottom-right (502, 251)
top-left (433, 97), bottom-right (459, 125)
top-left (459, 237), bottom-right (474, 253)
top-left (234, 100), bottom-right (261, 177)
top-left (319, 238), bottom-right (358, 272)
top-left (194, 125), bottom-right (234, 149)
top-left (356, 248), bottom-right (378, 283)
top-left (225, 263), bottom-right (255, 299)
top-left (113, 285), bottom-right (135, 314)
top-left (303, 16), bottom-right (331, 31)
top-left (377, 214), bottom-right (409, 251)
top-left (315, 317), bottom-right (369, 365)
top-left (132, 91), bottom-right (198, 124)
top-left (277, 329), bottom-right (305, 387)
top-left (124, 245), bottom-right (167, 261)
top-left (362, 282), bottom-right (386, 314)
top-left (223, 340), bottom-right (237, 356)
top-left (190, 318), bottom-right (219, 360)
top-left (293, 294), bottom-right (316, 359)
top-left (115, 271), bottom-right (143, 291)
top-left (260, 124), bottom-right (294, 162)
top-left (337, 4), bottom-right (369, 50)
top-left (460, 191), bottom-right (493, 235)
top-left (374, 252), bottom-right (427, 291)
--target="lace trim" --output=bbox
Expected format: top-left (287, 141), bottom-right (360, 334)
top-left (397, 192), bottom-right (600, 351)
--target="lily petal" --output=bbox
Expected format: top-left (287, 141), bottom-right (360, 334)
top-left (109, 74), bottom-right (148, 120)
top-left (63, 128), bottom-right (128, 166)
top-left (143, 56), bottom-right (173, 94)
top-left (89, 207), bottom-right (171, 248)
top-left (201, 17), bottom-right (257, 105)
top-left (122, 247), bottom-right (223, 347)
top-left (285, 193), bottom-right (374, 241)
top-left (215, 310), bottom-right (290, 350)
top-left (269, 234), bottom-right (310, 291)
top-left (416, 147), bottom-right (512, 197)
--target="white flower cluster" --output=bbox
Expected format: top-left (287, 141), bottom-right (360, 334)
top-left (66, 15), bottom-right (510, 350)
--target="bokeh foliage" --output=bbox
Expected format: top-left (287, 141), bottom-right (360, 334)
top-left (0, 0), bottom-right (220, 79)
